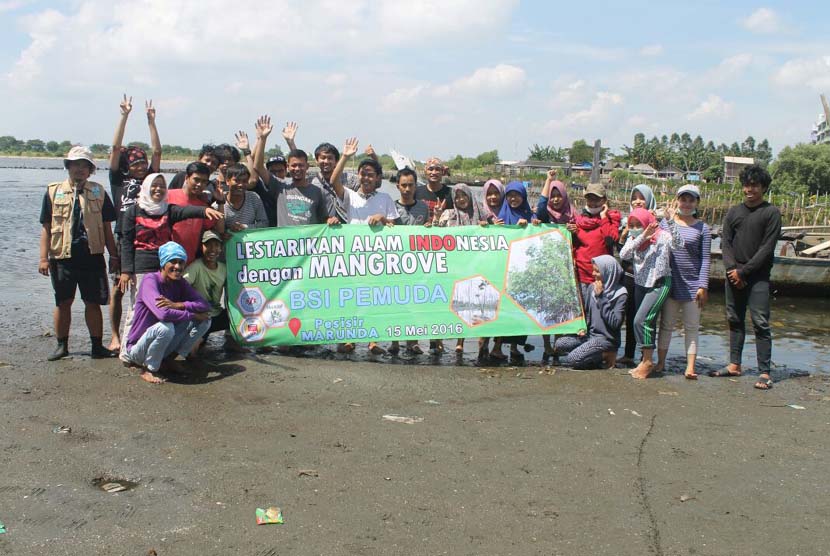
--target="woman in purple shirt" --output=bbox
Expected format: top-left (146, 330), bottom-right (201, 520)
top-left (655, 184), bottom-right (711, 379)
top-left (121, 241), bottom-right (211, 383)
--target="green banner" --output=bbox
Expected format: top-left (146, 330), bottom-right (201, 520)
top-left (226, 224), bottom-right (586, 346)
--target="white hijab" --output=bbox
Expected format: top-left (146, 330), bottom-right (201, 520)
top-left (137, 173), bottom-right (168, 216)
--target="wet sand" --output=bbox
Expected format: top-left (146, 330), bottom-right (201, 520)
top-left (1, 339), bottom-right (829, 556)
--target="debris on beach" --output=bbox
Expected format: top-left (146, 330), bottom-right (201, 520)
top-left (787, 404), bottom-right (806, 410)
top-left (332, 378), bottom-right (343, 384)
top-left (679, 494), bottom-right (695, 502)
top-left (382, 414), bottom-right (424, 424)
top-left (101, 482), bottom-right (127, 493)
top-left (255, 506), bottom-right (284, 525)
top-left (424, 400), bottom-right (441, 405)
top-left (658, 391), bottom-right (679, 396)
top-left (607, 409), bottom-right (616, 416)
top-left (298, 469), bottom-right (318, 478)
top-left (0, 520), bottom-right (6, 534)
top-left (623, 409), bottom-right (642, 417)
top-left (52, 425), bottom-right (71, 434)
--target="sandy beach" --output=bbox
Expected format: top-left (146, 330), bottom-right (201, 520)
top-left (1, 338), bottom-right (828, 556)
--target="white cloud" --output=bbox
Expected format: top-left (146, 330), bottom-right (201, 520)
top-left (0, 0), bottom-right (32, 12)
top-left (705, 53), bottom-right (755, 84)
top-left (545, 91), bottom-right (624, 131)
top-left (741, 7), bottom-right (781, 34)
top-left (687, 94), bottom-right (733, 120)
top-left (640, 44), bottom-right (663, 57)
top-left (772, 56), bottom-right (830, 90)
top-left (380, 84), bottom-right (428, 112)
top-left (433, 64), bottom-right (527, 97)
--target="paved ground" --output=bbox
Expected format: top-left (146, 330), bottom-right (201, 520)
top-left (1, 340), bottom-right (829, 556)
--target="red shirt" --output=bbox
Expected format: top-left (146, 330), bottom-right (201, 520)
top-left (572, 209), bottom-right (621, 284)
top-left (167, 189), bottom-right (215, 264)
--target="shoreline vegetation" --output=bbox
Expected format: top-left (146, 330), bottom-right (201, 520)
top-left (3, 133), bottom-right (829, 226)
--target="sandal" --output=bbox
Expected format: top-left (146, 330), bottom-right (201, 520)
top-left (754, 376), bottom-right (773, 390)
top-left (708, 367), bottom-right (741, 377)
top-left (489, 351), bottom-right (508, 361)
top-left (406, 344), bottom-right (423, 355)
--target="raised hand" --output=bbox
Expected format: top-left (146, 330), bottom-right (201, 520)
top-left (547, 169), bottom-right (557, 180)
top-left (365, 144), bottom-right (376, 157)
top-left (234, 130), bottom-right (250, 151)
top-left (255, 115), bottom-right (273, 138)
top-left (204, 207), bottom-right (225, 220)
top-left (145, 99), bottom-right (155, 124)
top-left (665, 199), bottom-right (678, 220)
top-left (282, 121), bottom-right (298, 142)
top-left (120, 93), bottom-right (133, 116)
top-left (342, 137), bottom-right (359, 158)
top-left (642, 221), bottom-right (660, 241)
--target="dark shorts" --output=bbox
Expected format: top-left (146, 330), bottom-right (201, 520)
top-left (205, 309), bottom-right (229, 336)
top-left (50, 256), bottom-right (109, 306)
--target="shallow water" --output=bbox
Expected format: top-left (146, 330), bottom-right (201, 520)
top-left (2, 158), bottom-right (828, 376)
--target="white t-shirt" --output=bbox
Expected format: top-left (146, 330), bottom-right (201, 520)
top-left (342, 189), bottom-right (399, 224)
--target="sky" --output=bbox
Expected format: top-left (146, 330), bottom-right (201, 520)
top-left (2, 0), bottom-right (829, 162)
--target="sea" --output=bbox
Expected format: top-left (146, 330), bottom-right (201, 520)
top-left (1, 156), bottom-right (828, 376)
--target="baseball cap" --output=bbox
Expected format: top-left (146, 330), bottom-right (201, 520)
top-left (201, 230), bottom-right (222, 243)
top-left (676, 184), bottom-right (701, 199)
top-left (267, 156), bottom-right (287, 166)
top-left (584, 182), bottom-right (606, 198)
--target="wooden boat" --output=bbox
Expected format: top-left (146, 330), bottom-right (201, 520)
top-left (708, 229), bottom-right (830, 295)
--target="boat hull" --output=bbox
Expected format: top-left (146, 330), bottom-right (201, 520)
top-left (709, 251), bottom-right (830, 296)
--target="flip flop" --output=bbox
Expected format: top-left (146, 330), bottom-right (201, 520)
top-left (708, 367), bottom-right (741, 377)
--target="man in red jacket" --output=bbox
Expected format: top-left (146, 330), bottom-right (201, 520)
top-left (567, 182), bottom-right (621, 309)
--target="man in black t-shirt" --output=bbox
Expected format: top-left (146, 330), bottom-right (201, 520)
top-left (414, 156), bottom-right (454, 222)
top-left (718, 164), bottom-right (782, 391)
top-left (39, 146), bottom-right (119, 361)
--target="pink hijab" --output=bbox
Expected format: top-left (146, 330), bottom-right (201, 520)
top-left (546, 180), bottom-right (574, 224)
top-left (628, 207), bottom-right (662, 251)
top-left (482, 179), bottom-right (505, 220)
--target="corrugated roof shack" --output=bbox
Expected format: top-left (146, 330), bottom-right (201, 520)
top-left (723, 156), bottom-right (755, 183)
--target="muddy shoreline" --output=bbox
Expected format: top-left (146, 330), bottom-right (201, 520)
top-left (1, 336), bottom-right (829, 556)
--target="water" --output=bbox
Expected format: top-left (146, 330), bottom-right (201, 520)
top-left (2, 157), bottom-right (828, 375)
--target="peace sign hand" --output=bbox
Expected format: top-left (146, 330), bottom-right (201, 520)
top-left (120, 94), bottom-right (133, 116)
top-left (665, 199), bottom-right (679, 220)
top-left (145, 99), bottom-right (155, 124)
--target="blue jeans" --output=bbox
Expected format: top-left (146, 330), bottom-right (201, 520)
top-left (126, 319), bottom-right (211, 373)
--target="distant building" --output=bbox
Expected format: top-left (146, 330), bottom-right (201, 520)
top-left (630, 163), bottom-right (657, 177)
top-left (685, 171), bottom-right (702, 182)
top-left (657, 165), bottom-right (684, 180)
top-left (812, 112), bottom-right (829, 145)
top-left (724, 156), bottom-right (755, 182)
top-left (495, 160), bottom-right (571, 178)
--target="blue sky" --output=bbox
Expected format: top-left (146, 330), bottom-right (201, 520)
top-left (2, 0), bottom-right (829, 162)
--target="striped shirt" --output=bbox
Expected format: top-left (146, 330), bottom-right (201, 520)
top-left (224, 191), bottom-right (268, 229)
top-left (660, 219), bottom-right (711, 301)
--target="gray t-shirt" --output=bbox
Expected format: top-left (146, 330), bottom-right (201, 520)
top-left (224, 190), bottom-right (268, 229)
top-left (311, 172), bottom-right (359, 221)
top-left (395, 199), bottom-right (429, 225)
top-left (266, 176), bottom-right (329, 227)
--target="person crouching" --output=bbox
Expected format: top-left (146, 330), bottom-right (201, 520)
top-left (121, 241), bottom-right (211, 383)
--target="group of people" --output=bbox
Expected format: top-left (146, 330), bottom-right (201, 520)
top-left (38, 97), bottom-right (782, 389)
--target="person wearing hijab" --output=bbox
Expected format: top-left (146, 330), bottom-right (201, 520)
top-left (492, 181), bottom-right (535, 361)
top-left (480, 179), bottom-right (505, 224)
top-left (437, 184), bottom-right (483, 354)
top-left (535, 170), bottom-right (574, 225)
top-left (498, 181), bottom-right (534, 225)
top-left (534, 171), bottom-right (575, 358)
top-left (620, 205), bottom-right (684, 379)
top-left (618, 184), bottom-right (658, 365)
top-left (553, 255), bottom-right (628, 369)
top-left (121, 242), bottom-right (212, 384)
top-left (118, 173), bottom-right (223, 355)
top-left (438, 183), bottom-right (482, 227)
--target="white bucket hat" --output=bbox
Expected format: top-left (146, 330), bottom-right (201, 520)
top-left (64, 145), bottom-right (97, 172)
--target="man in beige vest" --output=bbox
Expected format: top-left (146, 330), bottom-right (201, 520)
top-left (38, 146), bottom-right (119, 360)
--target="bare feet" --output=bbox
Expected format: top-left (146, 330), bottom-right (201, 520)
top-left (630, 359), bottom-right (654, 380)
top-left (455, 340), bottom-right (464, 354)
top-left (388, 341), bottom-right (401, 355)
top-left (139, 370), bottom-right (165, 384)
top-left (107, 339), bottom-right (121, 352)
